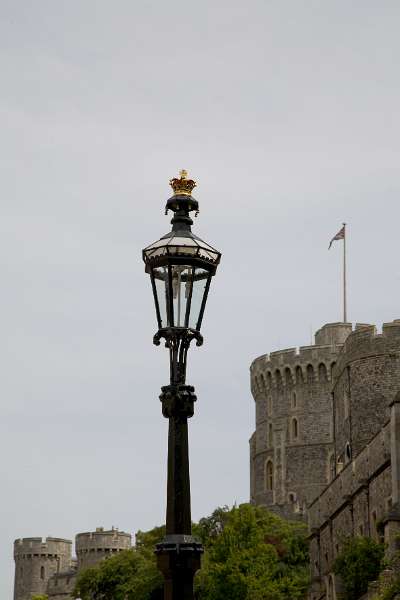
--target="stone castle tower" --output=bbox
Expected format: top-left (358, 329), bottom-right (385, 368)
top-left (249, 322), bottom-right (352, 518)
top-left (13, 537), bottom-right (72, 600)
top-left (75, 527), bottom-right (132, 571)
top-left (13, 528), bottom-right (131, 600)
top-left (250, 318), bottom-right (400, 599)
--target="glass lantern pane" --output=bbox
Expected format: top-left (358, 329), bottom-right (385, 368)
top-left (171, 265), bottom-right (194, 328)
top-left (189, 268), bottom-right (209, 330)
top-left (153, 266), bottom-right (169, 327)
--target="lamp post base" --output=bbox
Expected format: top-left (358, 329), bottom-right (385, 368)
top-left (156, 535), bottom-right (203, 600)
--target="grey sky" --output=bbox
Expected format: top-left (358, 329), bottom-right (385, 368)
top-left (1, 1), bottom-right (400, 596)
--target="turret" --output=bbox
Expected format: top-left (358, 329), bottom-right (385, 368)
top-left (13, 537), bottom-right (72, 600)
top-left (75, 527), bottom-right (132, 571)
top-left (250, 323), bottom-right (352, 518)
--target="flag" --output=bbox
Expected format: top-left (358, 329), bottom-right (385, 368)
top-left (328, 225), bottom-right (345, 249)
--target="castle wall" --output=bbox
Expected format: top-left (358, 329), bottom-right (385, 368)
top-left (250, 323), bottom-right (349, 518)
top-left (308, 420), bottom-right (393, 600)
top-left (13, 537), bottom-right (72, 600)
top-left (47, 570), bottom-right (76, 600)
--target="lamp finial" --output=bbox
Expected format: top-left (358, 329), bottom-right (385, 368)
top-left (169, 170), bottom-right (196, 197)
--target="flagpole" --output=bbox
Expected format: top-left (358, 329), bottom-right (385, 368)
top-left (343, 222), bottom-right (347, 322)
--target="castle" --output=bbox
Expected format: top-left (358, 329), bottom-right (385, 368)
top-left (250, 320), bottom-right (400, 599)
top-left (13, 527), bottom-right (131, 600)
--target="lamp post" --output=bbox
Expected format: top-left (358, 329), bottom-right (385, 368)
top-left (142, 170), bottom-right (221, 600)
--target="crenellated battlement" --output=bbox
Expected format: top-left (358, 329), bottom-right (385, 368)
top-left (14, 537), bottom-right (72, 559)
top-left (251, 342), bottom-right (342, 395)
top-left (334, 320), bottom-right (400, 377)
top-left (76, 528), bottom-right (131, 571)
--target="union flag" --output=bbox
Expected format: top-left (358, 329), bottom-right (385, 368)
top-left (328, 226), bottom-right (345, 249)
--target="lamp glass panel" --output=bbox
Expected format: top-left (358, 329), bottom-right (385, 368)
top-left (171, 265), bottom-right (193, 327)
top-left (189, 268), bottom-right (209, 329)
top-left (153, 266), bottom-right (169, 327)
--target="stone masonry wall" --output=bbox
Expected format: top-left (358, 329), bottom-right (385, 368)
top-left (250, 323), bottom-right (351, 519)
top-left (333, 321), bottom-right (400, 465)
top-left (308, 421), bottom-right (392, 600)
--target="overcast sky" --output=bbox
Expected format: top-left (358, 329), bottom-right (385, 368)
top-left (1, 1), bottom-right (400, 597)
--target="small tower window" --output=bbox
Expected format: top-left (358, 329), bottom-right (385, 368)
top-left (269, 423), bottom-right (273, 447)
top-left (345, 442), bottom-right (352, 463)
top-left (292, 418), bottom-right (298, 440)
top-left (40, 566), bottom-right (45, 580)
top-left (265, 460), bottom-right (274, 491)
top-left (328, 453), bottom-right (335, 482)
top-left (344, 390), bottom-right (350, 419)
top-left (292, 392), bottom-right (297, 409)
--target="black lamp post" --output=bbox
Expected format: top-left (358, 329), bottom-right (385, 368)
top-left (142, 170), bottom-right (221, 600)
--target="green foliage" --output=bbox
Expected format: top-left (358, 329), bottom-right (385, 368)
top-left (74, 504), bottom-right (309, 600)
top-left (32, 596), bottom-right (48, 600)
top-left (195, 504), bottom-right (309, 600)
top-left (333, 536), bottom-right (385, 600)
top-left (73, 548), bottom-right (163, 600)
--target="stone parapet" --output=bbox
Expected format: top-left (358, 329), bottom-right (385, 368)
top-left (334, 320), bottom-right (400, 378)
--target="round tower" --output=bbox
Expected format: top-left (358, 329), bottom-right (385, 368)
top-left (76, 527), bottom-right (132, 571)
top-left (333, 320), bottom-right (400, 466)
top-left (13, 537), bottom-right (72, 600)
top-left (250, 322), bottom-right (352, 519)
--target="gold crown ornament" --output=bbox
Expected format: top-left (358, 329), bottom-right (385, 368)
top-left (169, 169), bottom-right (197, 196)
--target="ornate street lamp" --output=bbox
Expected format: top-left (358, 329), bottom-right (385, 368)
top-left (143, 170), bottom-right (221, 600)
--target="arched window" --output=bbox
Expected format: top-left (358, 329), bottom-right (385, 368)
top-left (269, 423), bottom-right (273, 447)
top-left (327, 575), bottom-right (334, 600)
top-left (306, 364), bottom-right (315, 383)
top-left (260, 373), bottom-right (266, 393)
top-left (265, 460), bottom-right (274, 491)
top-left (275, 369), bottom-right (283, 389)
top-left (319, 363), bottom-right (328, 382)
top-left (295, 365), bottom-right (303, 384)
top-left (292, 392), bottom-right (297, 409)
top-left (345, 442), bottom-right (352, 463)
top-left (331, 362), bottom-right (337, 380)
top-left (285, 367), bottom-right (292, 386)
top-left (344, 390), bottom-right (350, 419)
top-left (292, 418), bottom-right (298, 440)
top-left (266, 371), bottom-right (272, 388)
top-left (288, 492), bottom-right (296, 503)
top-left (40, 566), bottom-right (45, 580)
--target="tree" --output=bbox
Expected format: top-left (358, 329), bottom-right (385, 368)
top-left (74, 548), bottom-right (163, 600)
top-left (195, 504), bottom-right (309, 600)
top-left (32, 596), bottom-right (48, 600)
top-left (74, 504), bottom-right (309, 600)
top-left (333, 536), bottom-right (385, 600)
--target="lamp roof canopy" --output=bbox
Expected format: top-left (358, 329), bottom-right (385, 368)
top-left (142, 170), bottom-right (221, 270)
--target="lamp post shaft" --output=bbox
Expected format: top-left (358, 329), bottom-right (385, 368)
top-left (166, 414), bottom-right (191, 535)
top-left (157, 371), bottom-right (203, 600)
